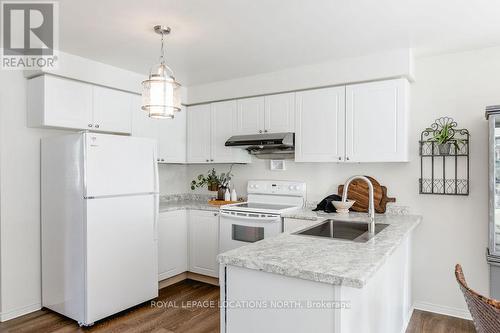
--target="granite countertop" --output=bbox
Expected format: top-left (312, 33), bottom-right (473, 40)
top-left (159, 193), bottom-right (220, 213)
top-left (218, 213), bottom-right (421, 288)
top-left (159, 200), bottom-right (219, 213)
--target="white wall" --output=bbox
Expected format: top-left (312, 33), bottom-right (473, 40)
top-left (0, 56), bottom-right (186, 320)
top-left (185, 46), bottom-right (500, 318)
top-left (187, 48), bottom-right (414, 104)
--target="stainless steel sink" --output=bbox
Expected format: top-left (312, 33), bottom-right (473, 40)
top-left (294, 219), bottom-right (389, 243)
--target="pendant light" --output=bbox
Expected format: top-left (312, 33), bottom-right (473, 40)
top-left (141, 25), bottom-right (181, 119)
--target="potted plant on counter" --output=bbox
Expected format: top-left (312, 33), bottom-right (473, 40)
top-left (190, 165), bottom-right (234, 200)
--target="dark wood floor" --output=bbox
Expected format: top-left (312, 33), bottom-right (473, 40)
top-left (0, 280), bottom-right (475, 333)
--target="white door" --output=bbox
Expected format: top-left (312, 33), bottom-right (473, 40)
top-left (211, 101), bottom-right (238, 163)
top-left (345, 79), bottom-right (409, 162)
top-left (92, 86), bottom-right (132, 134)
top-left (236, 97), bottom-right (265, 135)
top-left (158, 210), bottom-right (188, 281)
top-left (85, 195), bottom-right (157, 323)
top-left (131, 95), bottom-right (159, 141)
top-left (295, 86), bottom-right (346, 162)
top-left (186, 104), bottom-right (211, 163)
top-left (264, 93), bottom-right (295, 133)
top-left (84, 133), bottom-right (156, 197)
top-left (43, 75), bottom-right (93, 130)
top-left (189, 210), bottom-right (219, 278)
top-left (158, 106), bottom-right (187, 163)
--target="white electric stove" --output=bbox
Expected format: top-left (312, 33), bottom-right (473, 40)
top-left (219, 180), bottom-right (306, 253)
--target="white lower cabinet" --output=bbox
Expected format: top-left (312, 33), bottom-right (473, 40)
top-left (188, 210), bottom-right (220, 278)
top-left (158, 210), bottom-right (188, 281)
top-left (157, 209), bottom-right (220, 281)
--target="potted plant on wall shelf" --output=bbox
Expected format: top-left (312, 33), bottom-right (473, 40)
top-left (425, 118), bottom-right (465, 155)
top-left (190, 165), bottom-right (234, 200)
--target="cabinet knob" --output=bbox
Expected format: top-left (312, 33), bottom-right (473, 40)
top-left (259, 130), bottom-right (263, 133)
top-left (264, 130), bottom-right (268, 133)
top-left (157, 159), bottom-right (160, 162)
top-left (338, 157), bottom-right (342, 161)
top-left (95, 124), bottom-right (100, 128)
top-left (88, 124), bottom-right (93, 128)
top-left (346, 157), bottom-right (350, 161)
top-left (206, 159), bottom-right (209, 162)
top-left (161, 159), bottom-right (165, 162)
top-left (210, 159), bottom-right (214, 162)
top-left (214, 213), bottom-right (218, 216)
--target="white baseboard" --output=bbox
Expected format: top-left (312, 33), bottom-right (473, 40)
top-left (0, 302), bottom-right (41, 322)
top-left (400, 307), bottom-right (414, 333)
top-left (413, 301), bottom-right (472, 321)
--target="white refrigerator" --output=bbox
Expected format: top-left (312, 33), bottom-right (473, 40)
top-left (41, 132), bottom-right (159, 326)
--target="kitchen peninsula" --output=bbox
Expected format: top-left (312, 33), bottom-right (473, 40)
top-left (218, 213), bottom-right (421, 333)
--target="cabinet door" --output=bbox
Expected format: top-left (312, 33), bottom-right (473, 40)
top-left (92, 86), bottom-right (133, 134)
top-left (158, 210), bottom-right (188, 281)
top-left (186, 104), bottom-right (211, 163)
top-left (40, 75), bottom-right (93, 130)
top-left (236, 97), bottom-right (265, 135)
top-left (345, 79), bottom-right (408, 162)
top-left (189, 210), bottom-right (219, 278)
top-left (158, 106), bottom-right (187, 163)
top-left (211, 101), bottom-right (246, 163)
top-left (295, 87), bottom-right (345, 162)
top-left (131, 94), bottom-right (159, 141)
top-left (264, 93), bottom-right (295, 133)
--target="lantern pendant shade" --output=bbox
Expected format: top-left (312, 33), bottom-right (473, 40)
top-left (141, 26), bottom-right (181, 119)
top-left (141, 71), bottom-right (181, 119)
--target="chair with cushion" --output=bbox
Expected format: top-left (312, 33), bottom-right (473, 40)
top-left (455, 264), bottom-right (500, 333)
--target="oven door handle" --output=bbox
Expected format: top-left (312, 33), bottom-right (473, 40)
top-left (220, 211), bottom-right (280, 222)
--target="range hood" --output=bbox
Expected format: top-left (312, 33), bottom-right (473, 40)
top-left (225, 132), bottom-right (295, 159)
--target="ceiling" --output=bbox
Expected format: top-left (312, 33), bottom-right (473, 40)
top-left (58, 0), bottom-right (500, 85)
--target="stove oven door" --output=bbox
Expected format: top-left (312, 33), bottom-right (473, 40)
top-left (219, 210), bottom-right (282, 253)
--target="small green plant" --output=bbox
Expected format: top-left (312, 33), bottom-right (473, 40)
top-left (190, 165), bottom-right (234, 191)
top-left (425, 123), bottom-right (465, 149)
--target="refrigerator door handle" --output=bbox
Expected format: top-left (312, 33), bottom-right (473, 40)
top-left (153, 143), bottom-right (159, 241)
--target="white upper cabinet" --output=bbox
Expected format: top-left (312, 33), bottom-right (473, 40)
top-left (211, 100), bottom-right (249, 163)
top-left (236, 97), bottom-right (265, 134)
top-left (92, 85), bottom-right (132, 134)
top-left (131, 95), bottom-right (158, 142)
top-left (28, 74), bottom-right (134, 134)
top-left (157, 106), bottom-right (187, 163)
top-left (295, 86), bottom-right (346, 162)
top-left (186, 104), bottom-right (212, 163)
top-left (235, 94), bottom-right (295, 134)
top-left (131, 96), bottom-right (186, 163)
top-left (345, 78), bottom-right (409, 162)
top-left (264, 93), bottom-right (295, 133)
top-left (28, 75), bottom-right (93, 130)
top-left (186, 103), bottom-right (250, 164)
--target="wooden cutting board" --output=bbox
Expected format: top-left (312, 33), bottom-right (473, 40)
top-left (337, 176), bottom-right (396, 213)
top-left (208, 200), bottom-right (239, 206)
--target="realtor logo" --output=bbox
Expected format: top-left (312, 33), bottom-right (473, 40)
top-left (1, 1), bottom-right (58, 69)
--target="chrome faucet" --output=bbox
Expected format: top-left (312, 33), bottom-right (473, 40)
top-left (342, 175), bottom-right (375, 234)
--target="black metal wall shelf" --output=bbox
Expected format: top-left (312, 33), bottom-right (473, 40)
top-left (419, 117), bottom-right (470, 196)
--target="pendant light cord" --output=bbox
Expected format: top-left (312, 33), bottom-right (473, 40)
top-left (158, 32), bottom-right (174, 76)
